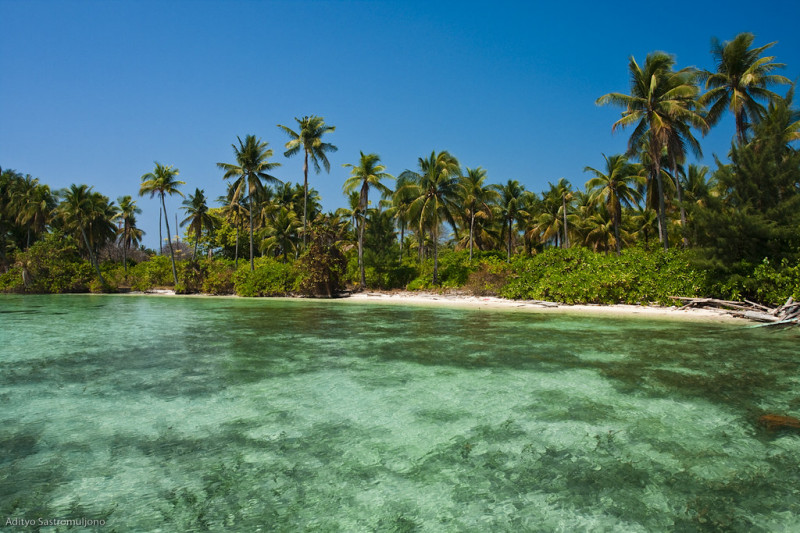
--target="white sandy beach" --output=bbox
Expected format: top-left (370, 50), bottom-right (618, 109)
top-left (130, 288), bottom-right (746, 322)
top-left (341, 291), bottom-right (745, 322)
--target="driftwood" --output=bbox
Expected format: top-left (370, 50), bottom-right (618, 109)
top-left (671, 296), bottom-right (800, 327)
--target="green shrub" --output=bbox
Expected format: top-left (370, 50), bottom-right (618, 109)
top-left (128, 256), bottom-right (174, 291)
top-left (3, 233), bottom-right (94, 293)
top-left (233, 257), bottom-right (296, 297)
top-left (501, 247), bottom-right (710, 305)
top-left (200, 259), bottom-right (235, 295)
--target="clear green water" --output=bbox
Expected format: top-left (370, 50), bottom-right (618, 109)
top-left (1, 294), bottom-right (799, 532)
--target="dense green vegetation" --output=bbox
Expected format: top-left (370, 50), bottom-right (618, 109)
top-left (2, 33), bottom-right (798, 304)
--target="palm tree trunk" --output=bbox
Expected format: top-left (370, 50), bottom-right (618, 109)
top-left (673, 164), bottom-right (688, 248)
top-left (358, 213), bottom-right (365, 288)
top-left (302, 150), bottom-right (309, 246)
top-left (433, 224), bottom-right (439, 285)
top-left (158, 209), bottom-right (163, 256)
top-left (506, 218), bottom-right (512, 262)
top-left (613, 200), bottom-right (622, 256)
top-left (249, 194), bottom-right (255, 272)
top-left (193, 231), bottom-right (198, 262)
top-left (123, 221), bottom-right (128, 275)
top-left (81, 226), bottom-right (105, 285)
top-left (234, 225), bottom-right (239, 269)
top-left (562, 195), bottom-right (569, 248)
top-left (651, 152), bottom-right (669, 251)
top-left (469, 212), bottom-right (475, 262)
top-left (399, 222), bottom-right (405, 263)
top-left (161, 193), bottom-right (179, 285)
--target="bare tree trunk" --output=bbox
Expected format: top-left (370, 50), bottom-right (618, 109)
top-left (158, 209), bottom-right (163, 256)
top-left (469, 212), bottom-right (475, 262)
top-left (433, 224), bottom-right (439, 285)
top-left (562, 194), bottom-right (569, 248)
top-left (302, 151), bottom-right (309, 247)
top-left (161, 193), bottom-right (179, 285)
top-left (673, 163), bottom-right (688, 248)
top-left (81, 226), bottom-right (105, 285)
top-left (249, 193), bottom-right (255, 272)
top-left (358, 213), bottom-right (366, 288)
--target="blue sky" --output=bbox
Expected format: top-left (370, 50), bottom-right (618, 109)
top-left (2, 0), bottom-right (799, 248)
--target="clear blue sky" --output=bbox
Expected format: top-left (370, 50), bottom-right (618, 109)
top-left (2, 0), bottom-right (799, 248)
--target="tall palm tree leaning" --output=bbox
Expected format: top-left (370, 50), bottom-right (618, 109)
top-left (597, 52), bottom-right (706, 250)
top-left (459, 167), bottom-right (498, 262)
top-left (584, 154), bottom-right (644, 255)
top-left (277, 116), bottom-right (337, 245)
top-left (115, 195), bottom-right (142, 273)
top-left (699, 32), bottom-right (791, 145)
top-left (399, 151), bottom-right (461, 285)
top-left (342, 152), bottom-right (394, 289)
top-left (181, 188), bottom-right (215, 261)
top-left (139, 162), bottom-right (185, 285)
top-left (217, 135), bottom-right (281, 271)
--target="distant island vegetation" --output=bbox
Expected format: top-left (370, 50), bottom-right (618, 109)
top-left (1, 33), bottom-right (798, 305)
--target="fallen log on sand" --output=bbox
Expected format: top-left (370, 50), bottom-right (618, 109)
top-left (671, 296), bottom-right (800, 327)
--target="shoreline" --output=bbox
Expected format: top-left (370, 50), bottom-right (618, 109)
top-left (117, 289), bottom-right (747, 323)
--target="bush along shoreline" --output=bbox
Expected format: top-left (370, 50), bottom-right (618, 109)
top-left (2, 234), bottom-right (797, 307)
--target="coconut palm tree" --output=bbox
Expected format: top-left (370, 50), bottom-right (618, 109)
top-left (597, 52), bottom-right (705, 250)
top-left (181, 188), bottom-right (216, 261)
top-left (115, 195), bottom-right (142, 273)
top-left (400, 151), bottom-right (461, 284)
top-left (277, 116), bottom-right (337, 243)
top-left (139, 162), bottom-right (185, 285)
top-left (492, 180), bottom-right (529, 262)
top-left (342, 152), bottom-right (394, 288)
top-left (58, 184), bottom-right (114, 284)
top-left (11, 176), bottom-right (55, 249)
top-left (217, 184), bottom-right (248, 268)
top-left (260, 207), bottom-right (301, 263)
top-left (217, 135), bottom-right (282, 271)
top-left (392, 171), bottom-right (419, 262)
top-left (552, 178), bottom-right (574, 248)
top-left (584, 154), bottom-right (645, 254)
top-left (699, 32), bottom-right (791, 144)
top-left (459, 167), bottom-right (498, 262)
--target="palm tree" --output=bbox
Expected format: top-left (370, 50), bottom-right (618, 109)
top-left (115, 195), bottom-right (142, 273)
top-left (139, 162), bottom-right (185, 285)
top-left (584, 154), bottom-right (644, 254)
top-left (11, 176), bottom-right (55, 248)
top-left (342, 152), bottom-right (394, 288)
top-left (552, 178), bottom-right (574, 248)
top-left (392, 171), bottom-right (419, 262)
top-left (459, 167), bottom-right (498, 262)
top-left (181, 188), bottom-right (215, 260)
top-left (400, 151), bottom-right (461, 284)
top-left (277, 116), bottom-right (337, 243)
top-left (700, 32), bottom-right (791, 144)
top-left (260, 207), bottom-right (301, 263)
top-left (492, 180), bottom-right (529, 262)
top-left (597, 52), bottom-right (706, 250)
top-left (58, 184), bottom-right (113, 284)
top-left (217, 184), bottom-right (248, 268)
top-left (217, 135), bottom-right (282, 271)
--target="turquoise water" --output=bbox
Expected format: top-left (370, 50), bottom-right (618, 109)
top-left (1, 294), bottom-right (799, 532)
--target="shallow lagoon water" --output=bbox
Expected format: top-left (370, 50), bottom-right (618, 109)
top-left (1, 294), bottom-right (799, 531)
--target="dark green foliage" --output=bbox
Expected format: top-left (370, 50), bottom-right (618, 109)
top-left (200, 258), bottom-right (236, 295)
top-left (295, 218), bottom-right (347, 297)
top-left (233, 257), bottom-right (296, 297)
top-left (502, 247), bottom-right (710, 305)
top-left (408, 250), bottom-right (504, 290)
top-left (128, 255), bottom-right (175, 291)
top-left (0, 232), bottom-right (93, 293)
top-left (696, 98), bottom-right (800, 266)
top-left (463, 256), bottom-right (511, 296)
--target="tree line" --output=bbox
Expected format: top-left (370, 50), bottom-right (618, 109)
top-left (1, 33), bottom-right (798, 298)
